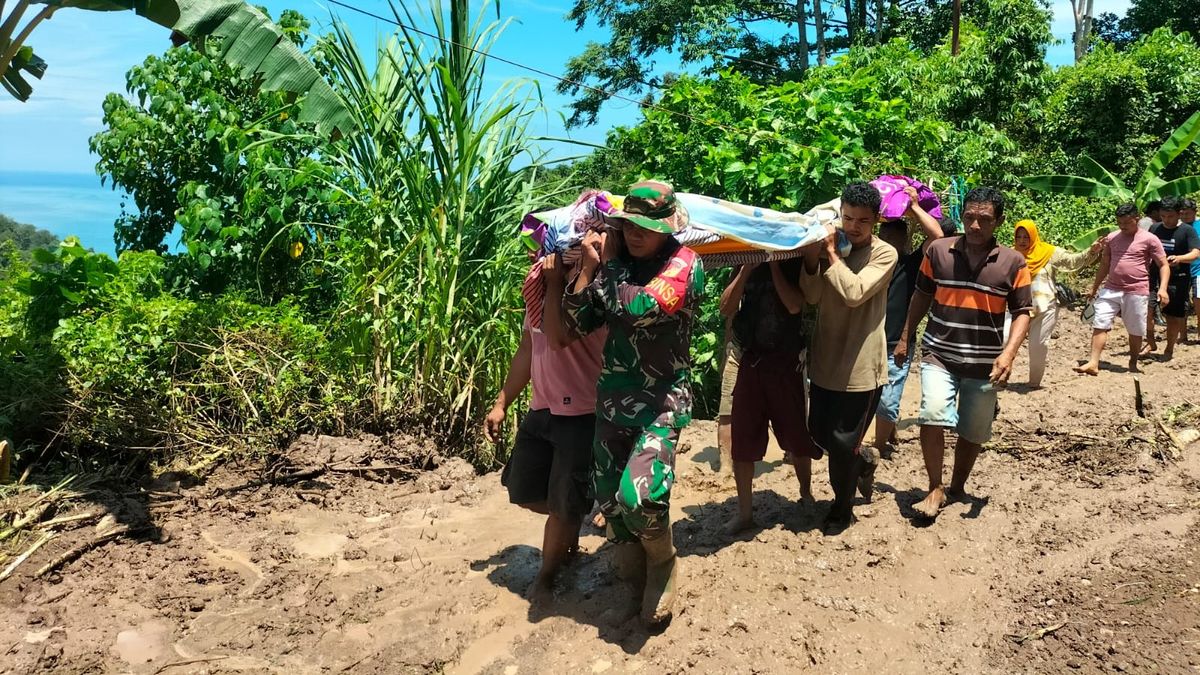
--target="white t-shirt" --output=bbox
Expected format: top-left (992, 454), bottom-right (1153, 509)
top-left (1137, 216), bottom-right (1153, 231)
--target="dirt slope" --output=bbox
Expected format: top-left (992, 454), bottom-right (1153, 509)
top-left (2, 315), bottom-right (1199, 675)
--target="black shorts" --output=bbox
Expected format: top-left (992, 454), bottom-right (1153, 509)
top-left (501, 409), bottom-right (595, 518)
top-left (1163, 277), bottom-right (1191, 318)
top-left (806, 384), bottom-right (883, 459)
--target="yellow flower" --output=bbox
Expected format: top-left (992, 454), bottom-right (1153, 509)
top-left (288, 241), bottom-right (304, 259)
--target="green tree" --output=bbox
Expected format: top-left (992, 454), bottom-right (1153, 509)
top-left (90, 10), bottom-right (342, 301)
top-left (0, 213), bottom-right (57, 253)
top-left (560, 0), bottom-right (1052, 127)
top-left (1038, 29), bottom-right (1200, 180)
top-left (590, 54), bottom-right (1020, 211)
top-left (1094, 0), bottom-right (1198, 50)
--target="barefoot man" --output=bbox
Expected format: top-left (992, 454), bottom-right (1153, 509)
top-left (897, 187), bottom-right (1032, 519)
top-left (484, 253), bottom-right (606, 601)
top-left (564, 180), bottom-right (704, 626)
top-left (1075, 203), bottom-right (1170, 375)
top-left (719, 258), bottom-right (818, 535)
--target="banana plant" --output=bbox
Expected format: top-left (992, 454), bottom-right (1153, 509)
top-left (1021, 110), bottom-right (1200, 250)
top-left (0, 0), bottom-right (353, 137)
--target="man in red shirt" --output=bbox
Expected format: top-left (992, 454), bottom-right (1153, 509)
top-left (484, 253), bottom-right (607, 601)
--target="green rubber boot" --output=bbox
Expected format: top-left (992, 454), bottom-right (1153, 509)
top-left (639, 524), bottom-right (680, 625)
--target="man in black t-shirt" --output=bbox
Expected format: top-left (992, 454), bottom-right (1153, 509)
top-left (1148, 196), bottom-right (1200, 360)
top-left (718, 258), bottom-right (816, 534)
top-left (871, 187), bottom-right (952, 457)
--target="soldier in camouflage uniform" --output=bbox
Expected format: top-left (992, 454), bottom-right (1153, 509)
top-left (564, 180), bottom-right (704, 626)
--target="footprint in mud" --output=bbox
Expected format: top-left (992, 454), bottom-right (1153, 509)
top-left (200, 531), bottom-right (265, 596)
top-left (112, 619), bottom-right (174, 666)
top-left (292, 532), bottom-right (350, 558)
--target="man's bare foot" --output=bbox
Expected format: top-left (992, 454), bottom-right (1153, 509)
top-left (723, 512), bottom-right (755, 536)
top-left (798, 491), bottom-right (815, 508)
top-left (1128, 359), bottom-right (1140, 373)
top-left (913, 487), bottom-right (947, 519)
top-left (525, 573), bottom-right (555, 604)
top-left (1073, 362), bottom-right (1100, 376)
top-left (1140, 341), bottom-right (1157, 356)
top-left (945, 486), bottom-right (966, 502)
top-left (1162, 349), bottom-right (1174, 361)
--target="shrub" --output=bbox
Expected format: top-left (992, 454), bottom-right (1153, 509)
top-left (0, 243), bottom-right (366, 470)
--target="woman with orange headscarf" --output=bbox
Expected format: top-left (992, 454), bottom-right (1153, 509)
top-left (1012, 219), bottom-right (1102, 387)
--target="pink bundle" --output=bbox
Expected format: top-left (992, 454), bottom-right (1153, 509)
top-left (870, 175), bottom-right (943, 221)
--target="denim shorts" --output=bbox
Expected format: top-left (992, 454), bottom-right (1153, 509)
top-left (875, 353), bottom-right (912, 424)
top-left (916, 363), bottom-right (998, 445)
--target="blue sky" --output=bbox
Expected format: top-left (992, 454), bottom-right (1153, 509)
top-left (0, 0), bottom-right (1131, 175)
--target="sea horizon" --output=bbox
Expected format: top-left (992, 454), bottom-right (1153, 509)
top-left (0, 170), bottom-right (127, 256)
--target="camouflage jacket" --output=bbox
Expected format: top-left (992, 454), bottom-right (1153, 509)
top-left (564, 239), bottom-right (705, 428)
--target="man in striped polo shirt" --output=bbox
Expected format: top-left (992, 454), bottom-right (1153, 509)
top-left (894, 187), bottom-right (1033, 519)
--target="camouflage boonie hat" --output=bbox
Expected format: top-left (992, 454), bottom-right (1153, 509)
top-left (606, 180), bottom-right (689, 234)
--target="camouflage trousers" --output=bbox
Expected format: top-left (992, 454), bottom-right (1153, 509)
top-left (593, 417), bottom-right (680, 543)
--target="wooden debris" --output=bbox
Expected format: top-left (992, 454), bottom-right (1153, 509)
top-left (0, 503), bottom-right (53, 543)
top-left (34, 525), bottom-right (131, 579)
top-left (1134, 377), bottom-right (1144, 418)
top-left (36, 512), bottom-right (101, 530)
top-left (153, 655), bottom-right (228, 674)
top-left (1008, 622), bottom-right (1066, 644)
top-left (1153, 417), bottom-right (1184, 460)
top-left (0, 532), bottom-right (55, 582)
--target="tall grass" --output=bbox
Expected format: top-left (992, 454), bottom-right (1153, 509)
top-left (319, 0), bottom-right (547, 461)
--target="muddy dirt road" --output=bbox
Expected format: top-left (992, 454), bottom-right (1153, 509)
top-left (2, 317), bottom-right (1200, 674)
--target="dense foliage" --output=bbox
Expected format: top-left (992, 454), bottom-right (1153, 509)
top-left (0, 241), bottom-right (365, 470)
top-left (4, 0), bottom-right (1200, 476)
top-left (0, 214), bottom-right (57, 255)
top-left (90, 10), bottom-right (339, 303)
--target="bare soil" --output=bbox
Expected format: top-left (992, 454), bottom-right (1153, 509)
top-left (3, 314), bottom-right (1200, 674)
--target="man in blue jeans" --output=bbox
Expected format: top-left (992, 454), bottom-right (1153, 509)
top-left (872, 186), bottom-right (953, 457)
top-left (895, 188), bottom-right (1032, 520)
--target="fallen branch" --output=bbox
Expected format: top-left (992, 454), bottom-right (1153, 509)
top-left (36, 511), bottom-right (101, 530)
top-left (154, 655), bottom-right (228, 674)
top-left (1153, 417), bottom-right (1184, 460)
top-left (1008, 622), bottom-right (1066, 644)
top-left (0, 532), bottom-right (56, 582)
top-left (34, 525), bottom-right (132, 578)
top-left (328, 464), bottom-right (420, 475)
top-left (0, 502), bottom-right (52, 542)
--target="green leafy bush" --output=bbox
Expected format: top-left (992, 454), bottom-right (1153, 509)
top-left (0, 244), bottom-right (366, 470)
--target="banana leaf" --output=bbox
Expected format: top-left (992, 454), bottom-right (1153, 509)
top-left (1134, 110), bottom-right (1200, 198)
top-left (1150, 175), bottom-right (1200, 201)
top-left (1020, 174), bottom-right (1131, 200)
top-left (1068, 225), bottom-right (1114, 253)
top-left (23, 0), bottom-right (354, 137)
